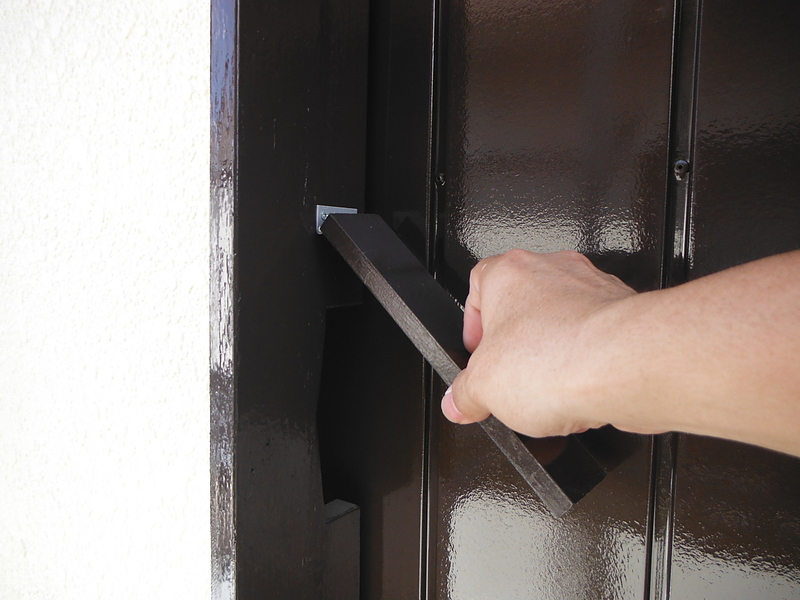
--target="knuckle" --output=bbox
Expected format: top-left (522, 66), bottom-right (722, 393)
top-left (504, 248), bottom-right (533, 262)
top-left (557, 249), bottom-right (589, 264)
top-left (492, 249), bottom-right (537, 278)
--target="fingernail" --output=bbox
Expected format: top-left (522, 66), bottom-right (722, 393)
top-left (441, 386), bottom-right (467, 424)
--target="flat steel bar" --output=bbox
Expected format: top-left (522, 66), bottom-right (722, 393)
top-left (322, 212), bottom-right (608, 516)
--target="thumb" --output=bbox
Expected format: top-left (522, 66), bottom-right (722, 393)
top-left (441, 369), bottom-right (491, 425)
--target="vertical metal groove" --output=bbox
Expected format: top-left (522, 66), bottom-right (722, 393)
top-left (646, 434), bottom-right (679, 600)
top-left (420, 365), bottom-right (438, 600)
top-left (422, 0), bottom-right (444, 596)
top-left (663, 0), bottom-right (703, 290)
top-left (426, 0), bottom-right (442, 274)
top-left (210, 0), bottom-right (238, 598)
top-left (647, 1), bottom-right (702, 598)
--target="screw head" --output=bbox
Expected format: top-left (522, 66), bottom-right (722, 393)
top-left (673, 159), bottom-right (690, 181)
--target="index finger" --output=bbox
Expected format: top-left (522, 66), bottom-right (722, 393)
top-left (463, 257), bottom-right (494, 353)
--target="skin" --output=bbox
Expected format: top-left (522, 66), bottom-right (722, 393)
top-left (442, 249), bottom-right (800, 457)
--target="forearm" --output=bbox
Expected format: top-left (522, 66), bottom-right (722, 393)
top-left (586, 250), bottom-right (800, 455)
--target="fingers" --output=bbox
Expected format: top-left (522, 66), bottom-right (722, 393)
top-left (463, 257), bottom-right (493, 352)
top-left (448, 256), bottom-right (500, 423)
top-left (440, 385), bottom-right (467, 424)
top-left (463, 301), bottom-right (483, 353)
top-left (441, 248), bottom-right (634, 436)
top-left (441, 368), bottom-right (491, 425)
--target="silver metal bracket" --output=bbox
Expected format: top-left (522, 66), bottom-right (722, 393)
top-left (316, 205), bottom-right (358, 234)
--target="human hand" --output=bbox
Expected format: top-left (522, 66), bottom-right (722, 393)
top-left (441, 249), bottom-right (638, 438)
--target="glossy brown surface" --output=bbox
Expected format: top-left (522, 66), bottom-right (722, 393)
top-left (436, 0), bottom-right (676, 298)
top-left (670, 438), bottom-right (800, 599)
top-left (432, 0), bottom-right (674, 597)
top-left (434, 413), bottom-right (653, 599)
top-left (670, 0), bottom-right (800, 596)
top-left (687, 0), bottom-right (800, 278)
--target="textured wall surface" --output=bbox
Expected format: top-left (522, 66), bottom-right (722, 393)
top-left (0, 2), bottom-right (210, 598)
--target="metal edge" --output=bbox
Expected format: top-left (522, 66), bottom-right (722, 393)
top-left (211, 0), bottom-right (238, 598)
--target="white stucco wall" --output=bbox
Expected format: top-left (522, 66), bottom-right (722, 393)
top-left (0, 2), bottom-right (210, 598)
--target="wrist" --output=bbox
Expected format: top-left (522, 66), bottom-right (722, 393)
top-left (571, 292), bottom-right (671, 435)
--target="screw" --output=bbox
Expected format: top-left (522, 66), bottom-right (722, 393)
top-left (673, 159), bottom-right (690, 181)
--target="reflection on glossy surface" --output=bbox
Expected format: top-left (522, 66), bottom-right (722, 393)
top-left (439, 0), bottom-right (675, 297)
top-left (671, 437), bottom-right (800, 599)
top-left (210, 1), bottom-right (237, 598)
top-left (688, 0), bottom-right (800, 278)
top-left (669, 0), bottom-right (800, 597)
top-left (435, 417), bottom-right (652, 599)
top-left (446, 492), bottom-right (645, 598)
top-left (672, 551), bottom-right (800, 600)
top-left (433, 0), bottom-right (672, 597)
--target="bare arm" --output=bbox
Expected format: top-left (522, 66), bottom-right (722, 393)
top-left (442, 249), bottom-right (800, 457)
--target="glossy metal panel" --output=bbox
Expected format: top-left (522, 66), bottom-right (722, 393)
top-left (671, 0), bottom-right (800, 596)
top-left (433, 0), bottom-right (675, 597)
top-left (434, 409), bottom-right (653, 600)
top-left (437, 0), bottom-right (676, 298)
top-left (687, 0), bottom-right (800, 278)
top-left (670, 438), bottom-right (800, 599)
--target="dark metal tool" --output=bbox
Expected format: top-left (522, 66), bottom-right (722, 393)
top-left (321, 211), bottom-right (635, 516)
